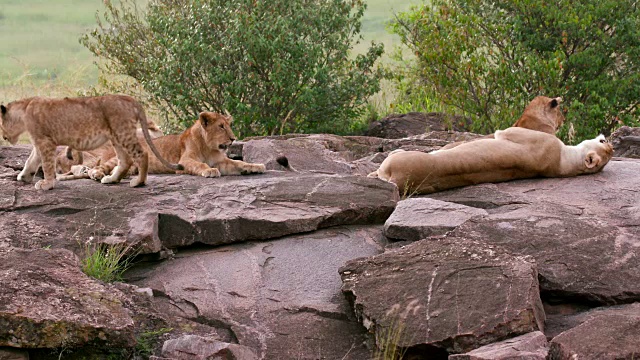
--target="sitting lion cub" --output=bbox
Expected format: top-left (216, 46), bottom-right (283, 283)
top-left (369, 127), bottom-right (613, 195)
top-left (87, 111), bottom-right (266, 179)
top-left (0, 95), bottom-right (181, 190)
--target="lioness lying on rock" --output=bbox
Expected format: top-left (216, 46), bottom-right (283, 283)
top-left (0, 95), bottom-right (181, 190)
top-left (439, 96), bottom-right (565, 151)
top-left (369, 127), bottom-right (613, 195)
top-left (78, 111), bottom-right (265, 180)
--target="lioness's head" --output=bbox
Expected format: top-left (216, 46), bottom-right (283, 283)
top-left (0, 102), bottom-right (27, 145)
top-left (577, 134), bottom-right (614, 174)
top-left (514, 96), bottom-right (565, 134)
top-left (199, 111), bottom-right (236, 151)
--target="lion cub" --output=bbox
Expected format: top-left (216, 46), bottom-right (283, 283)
top-left (88, 111), bottom-right (266, 179)
top-left (0, 95), bottom-right (181, 190)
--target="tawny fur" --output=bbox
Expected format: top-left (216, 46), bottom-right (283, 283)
top-left (0, 95), bottom-right (180, 190)
top-left (370, 127), bottom-right (613, 195)
top-left (439, 96), bottom-right (565, 151)
top-left (86, 111), bottom-right (266, 180)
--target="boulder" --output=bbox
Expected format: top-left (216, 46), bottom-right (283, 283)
top-left (0, 248), bottom-right (135, 349)
top-left (548, 303), bottom-right (640, 360)
top-left (365, 112), bottom-right (472, 139)
top-left (383, 198), bottom-right (488, 241)
top-left (339, 237), bottom-right (545, 356)
top-left (610, 126), bottom-right (640, 158)
top-left (128, 225), bottom-right (386, 360)
top-left (161, 335), bottom-right (257, 360)
top-left (448, 331), bottom-right (548, 360)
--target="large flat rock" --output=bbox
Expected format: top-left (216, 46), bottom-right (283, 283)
top-left (339, 237), bottom-right (545, 356)
top-left (0, 248), bottom-right (135, 349)
top-left (129, 225), bottom-right (387, 360)
top-left (1, 145), bottom-right (397, 254)
top-left (449, 331), bottom-right (548, 360)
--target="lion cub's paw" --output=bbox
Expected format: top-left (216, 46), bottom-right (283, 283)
top-left (100, 175), bottom-right (122, 184)
top-left (17, 171), bottom-right (34, 183)
top-left (35, 179), bottom-right (55, 191)
top-left (202, 168), bottom-right (221, 178)
top-left (129, 177), bottom-right (146, 188)
top-left (88, 168), bottom-right (106, 181)
top-left (241, 163), bottom-right (266, 175)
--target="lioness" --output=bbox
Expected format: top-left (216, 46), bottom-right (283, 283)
top-left (439, 96), bottom-right (564, 151)
top-left (0, 95), bottom-right (181, 190)
top-left (369, 127), bottom-right (613, 195)
top-left (86, 111), bottom-right (265, 179)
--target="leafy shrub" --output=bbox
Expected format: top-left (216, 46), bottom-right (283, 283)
top-left (81, 0), bottom-right (385, 137)
top-left (391, 0), bottom-right (640, 142)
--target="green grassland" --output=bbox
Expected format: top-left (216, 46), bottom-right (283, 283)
top-left (0, 0), bottom-right (418, 93)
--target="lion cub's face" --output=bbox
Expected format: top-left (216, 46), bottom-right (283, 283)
top-left (199, 111), bottom-right (236, 151)
top-left (579, 135), bottom-right (614, 174)
top-left (0, 103), bottom-right (26, 145)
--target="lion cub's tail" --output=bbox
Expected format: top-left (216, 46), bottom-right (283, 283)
top-left (137, 109), bottom-right (184, 171)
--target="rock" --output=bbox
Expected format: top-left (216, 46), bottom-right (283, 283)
top-left (339, 237), bottom-right (545, 356)
top-left (161, 335), bottom-right (257, 360)
top-left (129, 225), bottom-right (385, 360)
top-left (0, 145), bottom-right (398, 254)
top-left (610, 126), bottom-right (640, 158)
top-left (365, 112), bottom-right (472, 139)
top-left (548, 303), bottom-right (640, 360)
top-left (442, 159), bottom-right (640, 305)
top-left (0, 348), bottom-right (29, 360)
top-left (383, 198), bottom-right (488, 241)
top-left (0, 248), bottom-right (135, 349)
top-left (448, 331), bottom-right (548, 360)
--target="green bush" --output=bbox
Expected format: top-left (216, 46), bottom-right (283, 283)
top-left (81, 0), bottom-right (385, 137)
top-left (391, 0), bottom-right (640, 142)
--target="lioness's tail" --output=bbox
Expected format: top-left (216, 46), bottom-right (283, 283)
top-left (136, 108), bottom-right (184, 171)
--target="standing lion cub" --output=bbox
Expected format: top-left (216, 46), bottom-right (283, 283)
top-left (0, 95), bottom-right (181, 190)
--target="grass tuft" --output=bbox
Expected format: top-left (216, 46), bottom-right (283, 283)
top-left (81, 241), bottom-right (137, 283)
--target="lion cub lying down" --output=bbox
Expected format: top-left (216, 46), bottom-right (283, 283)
top-left (83, 111), bottom-right (265, 180)
top-left (369, 127), bottom-right (613, 195)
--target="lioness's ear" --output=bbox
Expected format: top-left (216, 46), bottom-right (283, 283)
top-left (199, 112), bottom-right (209, 127)
top-left (1, 105), bottom-right (6, 115)
top-left (584, 151), bottom-right (600, 169)
top-left (550, 98), bottom-right (559, 108)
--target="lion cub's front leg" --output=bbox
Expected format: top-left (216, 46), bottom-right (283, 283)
top-left (180, 159), bottom-right (221, 178)
top-left (217, 158), bottom-right (266, 176)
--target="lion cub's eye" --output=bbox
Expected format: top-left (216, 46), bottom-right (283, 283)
top-left (219, 124), bottom-right (225, 129)
top-left (599, 138), bottom-right (607, 143)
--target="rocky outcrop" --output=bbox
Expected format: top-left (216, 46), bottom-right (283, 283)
top-left (0, 247), bottom-right (135, 349)
top-left (340, 237), bottom-right (545, 356)
top-left (2, 121), bottom-right (640, 359)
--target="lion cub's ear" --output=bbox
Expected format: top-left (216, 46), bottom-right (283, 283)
top-left (550, 97), bottom-right (562, 108)
top-left (199, 112), bottom-right (210, 127)
top-left (584, 151), bottom-right (601, 169)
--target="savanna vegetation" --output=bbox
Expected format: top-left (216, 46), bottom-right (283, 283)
top-left (1, 0), bottom-right (639, 142)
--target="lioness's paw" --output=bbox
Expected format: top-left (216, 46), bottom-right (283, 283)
top-left (88, 169), bottom-right (105, 181)
top-left (201, 168), bottom-right (221, 178)
top-left (35, 179), bottom-right (55, 191)
top-left (17, 172), bottom-right (33, 183)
